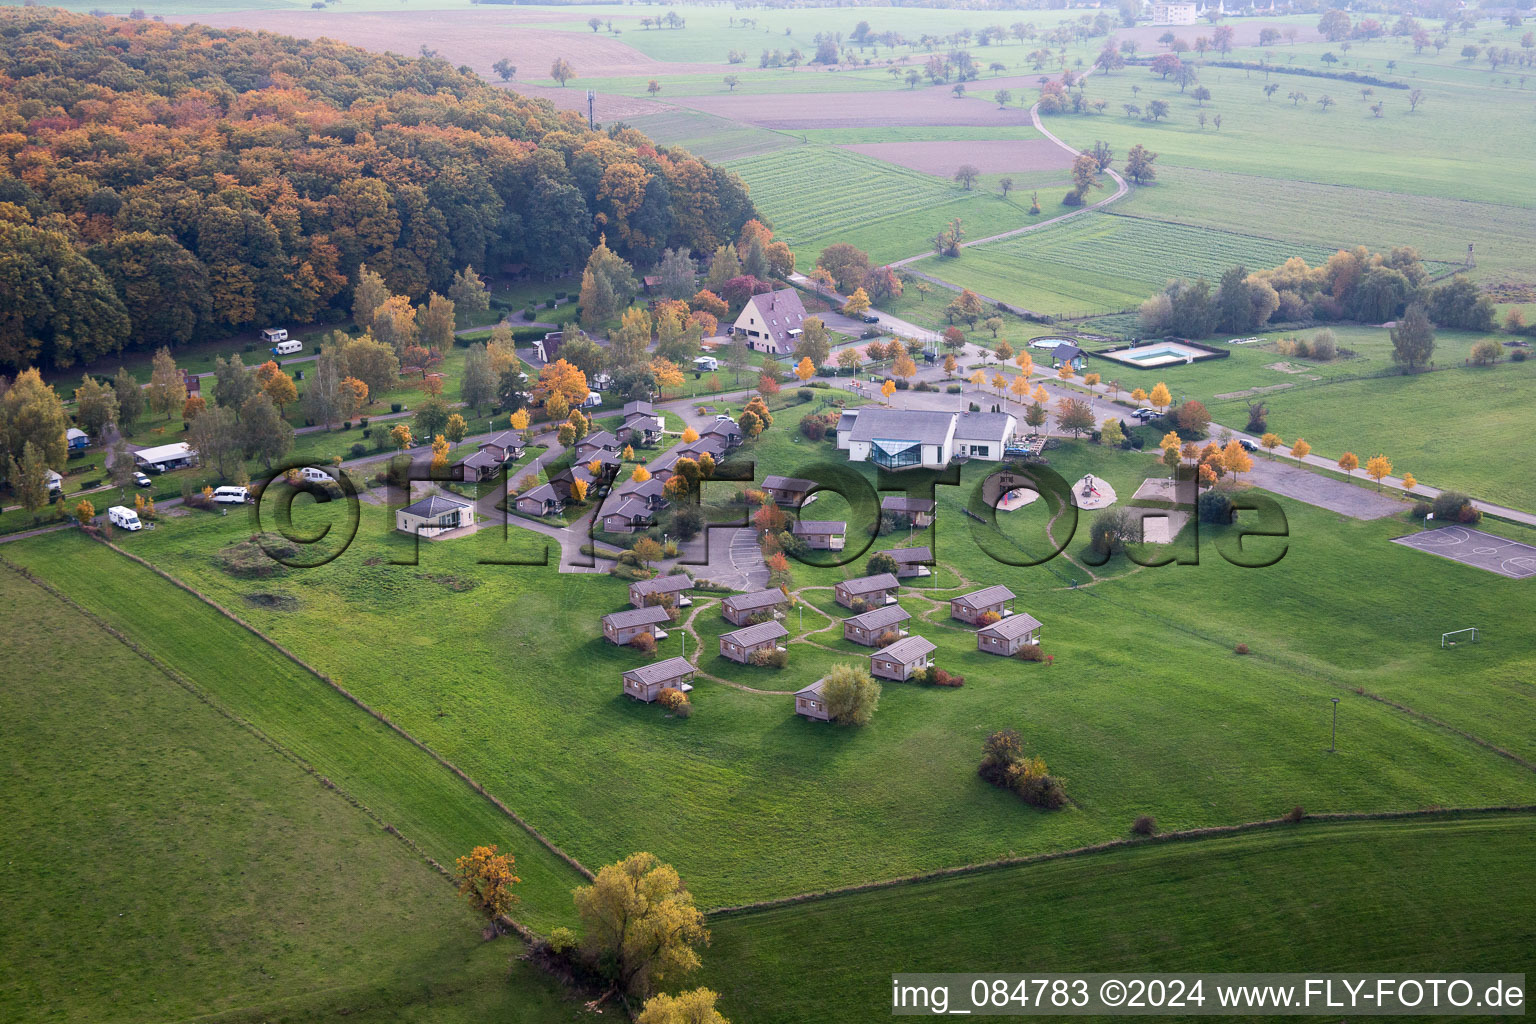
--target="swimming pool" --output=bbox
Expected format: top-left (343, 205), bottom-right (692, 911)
top-left (1100, 341), bottom-right (1214, 368)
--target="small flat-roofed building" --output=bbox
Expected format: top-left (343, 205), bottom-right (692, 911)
top-left (843, 604), bottom-right (911, 647)
top-left (794, 678), bottom-right (831, 721)
top-left (722, 588), bottom-right (788, 626)
top-left (834, 573), bottom-right (900, 609)
top-left (793, 519), bottom-right (846, 551)
top-left (602, 605), bottom-right (673, 646)
top-left (719, 619), bottom-right (789, 664)
top-left (622, 657), bottom-right (695, 703)
top-left (628, 573), bottom-right (693, 609)
top-left (133, 442), bottom-right (197, 473)
top-left (977, 612), bottom-right (1043, 656)
top-left (951, 584), bottom-right (1017, 624)
top-left (953, 412), bottom-right (1017, 461)
top-left (870, 635), bottom-right (936, 681)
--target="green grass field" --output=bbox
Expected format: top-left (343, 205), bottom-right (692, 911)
top-left (701, 814), bottom-right (1536, 1022)
top-left (730, 147), bottom-right (1056, 266)
top-left (910, 213), bottom-right (1340, 317)
top-left (9, 423), bottom-right (1535, 916)
top-left (0, 563), bottom-right (581, 1024)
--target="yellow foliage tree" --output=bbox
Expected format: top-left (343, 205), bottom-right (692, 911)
top-left (943, 353), bottom-right (957, 375)
top-left (1337, 451), bottom-right (1359, 476)
top-left (1260, 432), bottom-right (1282, 457)
top-left (390, 423), bottom-right (413, 450)
top-left (1032, 384), bottom-right (1049, 404)
top-left (570, 477), bottom-right (589, 503)
top-left (651, 356), bottom-right (686, 398)
top-left (880, 379), bottom-right (896, 401)
top-left (968, 369), bottom-right (986, 389)
top-left (795, 357), bottom-right (816, 382)
top-left (991, 372), bottom-right (1007, 394)
top-left (1083, 372), bottom-right (1101, 388)
top-left (892, 352), bottom-right (917, 381)
top-left (1131, 386), bottom-right (1148, 404)
top-left (74, 499), bottom-right (95, 523)
top-left (1056, 362), bottom-right (1075, 380)
top-left (1014, 351), bottom-right (1033, 376)
top-left (338, 376), bottom-right (370, 418)
top-left (1148, 382), bottom-right (1172, 411)
top-left (632, 464), bottom-right (652, 484)
top-left (1401, 471), bottom-right (1417, 493)
top-left (1009, 374), bottom-right (1031, 403)
top-left (622, 444), bottom-right (635, 461)
top-left (638, 988), bottom-right (731, 1024)
top-left (1290, 437), bottom-right (1311, 460)
top-left (681, 426), bottom-right (700, 443)
top-left (509, 408), bottom-right (530, 431)
top-left (842, 288), bottom-right (872, 318)
top-left (454, 845), bottom-right (520, 931)
top-left (1159, 431), bottom-right (1182, 456)
top-left (573, 852), bottom-right (708, 999)
top-left (535, 359), bottom-right (590, 411)
top-left (445, 413), bottom-right (468, 444)
top-left (1365, 454), bottom-right (1392, 489)
top-left (430, 434), bottom-right (450, 474)
top-left (263, 368), bottom-right (298, 411)
top-left (1222, 439), bottom-right (1253, 478)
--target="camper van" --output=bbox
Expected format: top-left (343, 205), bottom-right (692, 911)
top-left (260, 328), bottom-right (289, 345)
top-left (270, 339), bottom-right (303, 357)
top-left (213, 486), bottom-right (250, 505)
top-left (108, 506), bottom-right (143, 531)
top-left (298, 466), bottom-right (331, 484)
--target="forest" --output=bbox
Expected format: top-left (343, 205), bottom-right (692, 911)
top-left (0, 8), bottom-right (756, 370)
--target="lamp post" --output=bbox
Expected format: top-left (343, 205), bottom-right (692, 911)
top-left (1329, 697), bottom-right (1340, 753)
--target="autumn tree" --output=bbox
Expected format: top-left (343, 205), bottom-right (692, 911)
top-left (113, 366), bottom-right (144, 433)
top-left (1365, 453), bottom-right (1392, 489)
top-left (535, 359), bottom-right (591, 411)
top-left (73, 375), bottom-right (118, 440)
top-left (892, 352), bottom-right (917, 381)
top-left (842, 288), bottom-right (873, 318)
top-left (1148, 382), bottom-right (1172, 412)
top-left (880, 379), bottom-right (897, 402)
top-left (261, 365), bottom-right (298, 412)
top-left (1389, 304), bottom-right (1435, 370)
top-left (551, 57), bottom-right (576, 85)
top-left (455, 845), bottom-right (520, 934)
top-left (9, 442), bottom-right (51, 516)
top-left (1221, 438), bottom-right (1252, 479)
top-left (580, 236), bottom-right (640, 329)
top-left (638, 988), bottom-right (731, 1024)
top-left (146, 347), bottom-right (187, 421)
top-left (1124, 143), bottom-right (1158, 185)
top-left (821, 662), bottom-right (881, 726)
top-left (816, 243), bottom-right (871, 293)
top-left (651, 357), bottom-right (686, 399)
top-left (1290, 437), bottom-right (1311, 460)
top-left (796, 317), bottom-right (832, 369)
top-left (1259, 432), bottom-right (1282, 458)
top-left (1335, 451), bottom-right (1359, 477)
top-left (1101, 417), bottom-right (1124, 446)
top-left (1057, 398), bottom-right (1095, 437)
top-left (390, 423), bottom-right (414, 450)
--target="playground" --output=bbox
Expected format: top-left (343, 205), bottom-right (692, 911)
top-left (1392, 527), bottom-right (1536, 580)
top-left (1070, 474), bottom-right (1117, 511)
top-left (996, 487), bottom-right (1041, 512)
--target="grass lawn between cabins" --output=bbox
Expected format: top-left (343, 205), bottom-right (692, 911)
top-left (0, 563), bottom-right (584, 1024)
top-left (8, 422), bottom-right (1536, 918)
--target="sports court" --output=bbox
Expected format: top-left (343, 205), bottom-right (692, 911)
top-left (1392, 527), bottom-right (1536, 579)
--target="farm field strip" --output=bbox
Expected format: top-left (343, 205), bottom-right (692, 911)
top-left (1, 533), bottom-right (589, 931)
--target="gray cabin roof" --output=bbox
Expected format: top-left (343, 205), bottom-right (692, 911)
top-left (604, 497), bottom-right (653, 521)
top-left (622, 656), bottom-right (695, 686)
top-left (457, 448), bottom-right (501, 471)
top-left (763, 475), bottom-right (816, 492)
top-left (724, 588), bottom-right (788, 613)
top-left (520, 482), bottom-right (562, 503)
top-left (631, 573), bottom-right (692, 597)
top-left (954, 412), bottom-right (1015, 441)
top-left (578, 429), bottom-right (619, 451)
top-left (978, 611), bottom-right (1044, 640)
top-left (847, 408), bottom-right (956, 446)
top-left (793, 519), bottom-right (846, 536)
top-left (618, 475), bottom-right (668, 500)
top-left (1053, 342), bottom-right (1086, 360)
top-left (621, 400), bottom-right (656, 418)
top-left (881, 495), bottom-right (935, 514)
top-left (954, 584), bottom-right (1017, 608)
top-left (845, 604), bottom-right (911, 631)
top-left (399, 493), bottom-right (471, 518)
top-left (603, 605), bottom-right (674, 629)
top-left (720, 619), bottom-right (789, 646)
top-left (874, 635), bottom-right (936, 663)
top-left (481, 429), bottom-right (523, 450)
top-left (889, 546), bottom-right (933, 565)
top-left (795, 678), bottom-right (826, 698)
top-left (838, 572), bottom-right (899, 595)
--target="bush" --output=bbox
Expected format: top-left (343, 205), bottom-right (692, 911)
top-left (1089, 508), bottom-right (1133, 555)
top-left (523, 307), bottom-right (537, 321)
top-left (359, 417), bottom-right (369, 428)
top-left (544, 297), bottom-right (556, 309)
top-left (391, 402), bottom-right (403, 413)
top-left (1513, 349), bottom-right (1528, 362)
top-left (1131, 814), bottom-right (1157, 836)
top-left (546, 927), bottom-right (577, 955)
top-left (797, 388), bottom-right (814, 402)
top-left (975, 609), bottom-right (1002, 626)
top-left (657, 687), bottom-right (690, 713)
top-left (1234, 642), bottom-right (1250, 655)
top-left (1015, 643), bottom-right (1045, 662)
top-left (554, 291), bottom-right (567, 300)
top-left (629, 633), bottom-right (657, 655)
top-left (1198, 489), bottom-right (1235, 525)
top-left (749, 647), bottom-right (788, 668)
top-left (673, 701), bottom-right (694, 719)
top-left (349, 443), bottom-right (367, 458)
top-left (849, 597), bottom-right (872, 614)
top-left (968, 402), bottom-right (980, 412)
top-left (875, 630), bottom-right (901, 648)
top-left (341, 420), bottom-right (351, 431)
top-left (1410, 500), bottom-right (1433, 520)
top-left (1284, 805), bottom-right (1305, 823)
top-left (1430, 490), bottom-right (1479, 523)
top-left (946, 384), bottom-right (962, 394)
top-left (930, 668), bottom-right (964, 687)
top-left (798, 414), bottom-right (827, 441)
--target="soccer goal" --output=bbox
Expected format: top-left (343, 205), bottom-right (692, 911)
top-left (1441, 627), bottom-right (1479, 648)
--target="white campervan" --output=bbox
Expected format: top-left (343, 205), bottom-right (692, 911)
top-left (213, 486), bottom-right (250, 505)
top-left (260, 328), bottom-right (289, 345)
top-left (298, 467), bottom-right (331, 484)
top-left (108, 505), bottom-right (143, 531)
top-left (270, 339), bottom-right (303, 357)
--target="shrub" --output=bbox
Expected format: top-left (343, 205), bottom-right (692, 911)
top-left (1513, 349), bottom-right (1528, 362)
top-left (975, 609), bottom-right (1002, 626)
top-left (1410, 500), bottom-right (1433, 520)
top-left (1234, 642), bottom-right (1250, 655)
top-left (673, 701), bottom-right (694, 719)
top-left (1198, 489), bottom-right (1235, 525)
top-left (523, 307), bottom-right (537, 321)
top-left (1430, 490), bottom-right (1478, 523)
top-left (1285, 805), bottom-right (1305, 823)
top-left (391, 402), bottom-right (403, 413)
top-left (849, 597), bottom-right (872, 614)
top-left (544, 297), bottom-right (556, 309)
top-left (875, 630), bottom-right (902, 648)
top-left (1131, 814), bottom-right (1157, 836)
top-left (797, 388), bottom-right (814, 402)
top-left (749, 647), bottom-right (788, 668)
top-left (930, 668), bottom-right (964, 687)
top-left (629, 633), bottom-right (657, 655)
top-left (908, 666), bottom-right (929, 685)
top-left (546, 926), bottom-right (578, 955)
top-left (341, 420), bottom-right (351, 431)
top-left (979, 729), bottom-right (1024, 786)
top-left (1015, 643), bottom-right (1045, 662)
top-left (798, 414), bottom-right (826, 441)
top-left (657, 687), bottom-right (690, 713)
top-left (969, 402), bottom-right (981, 412)
top-left (980, 732), bottom-right (1067, 809)
top-left (554, 291), bottom-right (567, 300)
top-left (1089, 508), bottom-right (1133, 555)
top-left (349, 443), bottom-right (367, 458)
top-left (359, 417), bottom-right (369, 428)
top-left (946, 384), bottom-right (962, 394)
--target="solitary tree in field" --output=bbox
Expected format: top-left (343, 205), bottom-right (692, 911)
top-left (1124, 144), bottom-right (1158, 184)
top-left (1192, 85), bottom-right (1211, 106)
top-left (1337, 451), bottom-right (1359, 477)
top-left (995, 88), bottom-right (1013, 108)
top-left (551, 58), bottom-right (576, 86)
top-left (588, 16), bottom-right (602, 31)
top-left (648, 80), bottom-right (662, 96)
top-left (492, 59), bottom-right (516, 81)
top-left (1408, 88), bottom-right (1425, 111)
top-left (455, 845), bottom-right (520, 936)
top-left (954, 164), bottom-right (981, 190)
top-left (999, 177), bottom-right (1015, 199)
top-left (573, 852), bottom-right (708, 1000)
top-left (724, 75), bottom-right (739, 91)
top-left (1317, 94), bottom-right (1335, 112)
top-left (1390, 303), bottom-right (1435, 369)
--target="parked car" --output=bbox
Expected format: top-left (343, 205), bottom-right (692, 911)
top-left (922, 350), bottom-right (937, 363)
top-left (1238, 439), bottom-right (1258, 453)
top-left (1131, 408), bottom-right (1158, 421)
top-left (860, 313), bottom-right (880, 324)
top-left (133, 471), bottom-right (152, 487)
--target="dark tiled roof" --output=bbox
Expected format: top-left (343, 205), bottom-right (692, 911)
top-left (399, 493), bottom-right (471, 518)
top-left (623, 656), bottom-right (694, 686)
top-left (954, 412), bottom-right (1015, 441)
top-left (631, 573), bottom-right (692, 597)
top-left (721, 620), bottom-right (790, 646)
top-left (881, 496), bottom-right (936, 514)
top-left (954, 584), bottom-right (1016, 608)
top-left (978, 612), bottom-right (1044, 640)
top-left (838, 572), bottom-right (899, 595)
top-left (763, 475), bottom-right (816, 492)
top-left (845, 605), bottom-right (910, 631)
top-left (724, 588), bottom-right (788, 613)
top-left (793, 519), bottom-right (846, 536)
top-left (890, 546), bottom-right (933, 564)
top-left (603, 605), bottom-right (673, 629)
top-left (873, 635), bottom-right (936, 663)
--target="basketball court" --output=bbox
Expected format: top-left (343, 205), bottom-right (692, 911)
top-left (1392, 527), bottom-right (1536, 579)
